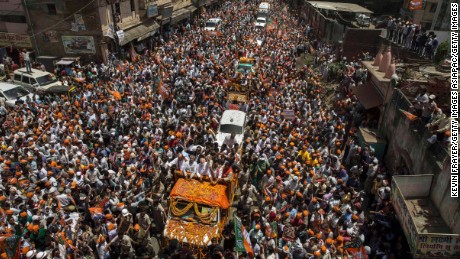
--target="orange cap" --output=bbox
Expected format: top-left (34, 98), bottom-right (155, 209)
top-left (32, 225), bottom-right (39, 232)
top-left (107, 223), bottom-right (116, 231)
top-left (134, 224), bottom-right (140, 231)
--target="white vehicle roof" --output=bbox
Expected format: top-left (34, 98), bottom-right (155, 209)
top-left (220, 110), bottom-right (246, 127)
top-left (257, 17), bottom-right (267, 21)
top-left (207, 18), bottom-right (222, 23)
top-left (0, 82), bottom-right (24, 92)
top-left (14, 68), bottom-right (53, 77)
top-left (259, 3), bottom-right (270, 9)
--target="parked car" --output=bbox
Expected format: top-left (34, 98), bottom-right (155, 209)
top-left (356, 14), bottom-right (371, 27)
top-left (12, 68), bottom-right (66, 93)
top-left (0, 82), bottom-right (34, 107)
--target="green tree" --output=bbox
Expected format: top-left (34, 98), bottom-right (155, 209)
top-left (434, 41), bottom-right (449, 64)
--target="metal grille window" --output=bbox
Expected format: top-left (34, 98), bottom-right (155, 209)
top-left (47, 4), bottom-right (57, 15)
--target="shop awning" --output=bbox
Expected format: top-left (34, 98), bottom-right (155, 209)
top-left (56, 60), bottom-right (74, 65)
top-left (137, 21), bottom-right (160, 41)
top-left (351, 82), bottom-right (384, 109)
top-left (187, 5), bottom-right (198, 13)
top-left (170, 178), bottom-right (229, 209)
top-left (171, 9), bottom-right (190, 24)
top-left (118, 21), bottom-right (160, 46)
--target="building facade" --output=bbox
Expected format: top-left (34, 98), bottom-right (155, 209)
top-left (0, 0), bottom-right (33, 61)
top-left (401, 0), bottom-right (449, 31)
top-left (18, 0), bottom-right (208, 64)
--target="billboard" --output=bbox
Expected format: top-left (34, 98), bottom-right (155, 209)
top-left (62, 36), bottom-right (96, 54)
top-left (0, 33), bottom-right (32, 48)
top-left (147, 4), bottom-right (158, 18)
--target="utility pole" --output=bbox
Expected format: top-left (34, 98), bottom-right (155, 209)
top-left (23, 0), bottom-right (40, 55)
top-left (107, 0), bottom-right (121, 58)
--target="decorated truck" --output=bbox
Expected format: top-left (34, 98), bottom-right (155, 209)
top-left (163, 174), bottom-right (238, 257)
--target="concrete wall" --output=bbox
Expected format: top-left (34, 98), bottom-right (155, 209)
top-left (430, 157), bottom-right (460, 234)
top-left (0, 0), bottom-right (28, 34)
top-left (2, 23), bottom-right (28, 34)
top-left (381, 89), bottom-right (445, 175)
top-left (27, 0), bottom-right (104, 62)
top-left (381, 88), bottom-right (458, 233)
top-left (393, 175), bottom-right (433, 198)
top-left (342, 28), bottom-right (383, 59)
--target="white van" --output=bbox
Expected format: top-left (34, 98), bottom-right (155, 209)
top-left (205, 18), bottom-right (223, 31)
top-left (13, 68), bottom-right (63, 93)
top-left (356, 14), bottom-right (371, 27)
top-left (259, 2), bottom-right (270, 13)
top-left (216, 110), bottom-right (247, 148)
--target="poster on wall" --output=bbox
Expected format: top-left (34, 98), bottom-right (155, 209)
top-left (75, 14), bottom-right (86, 31)
top-left (44, 31), bottom-right (59, 43)
top-left (62, 36), bottom-right (96, 54)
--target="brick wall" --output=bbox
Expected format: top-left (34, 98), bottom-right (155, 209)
top-left (342, 28), bottom-right (383, 60)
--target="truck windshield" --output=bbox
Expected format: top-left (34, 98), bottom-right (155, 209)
top-left (3, 87), bottom-right (29, 99)
top-left (220, 124), bottom-right (243, 134)
top-left (36, 74), bottom-right (57, 86)
top-left (206, 22), bottom-right (216, 28)
top-left (257, 13), bottom-right (267, 19)
top-left (172, 201), bottom-right (218, 225)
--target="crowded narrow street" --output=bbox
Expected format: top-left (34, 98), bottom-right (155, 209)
top-left (0, 0), bottom-right (419, 258)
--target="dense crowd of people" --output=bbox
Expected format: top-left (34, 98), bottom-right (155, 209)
top-left (0, 0), bottom-right (415, 259)
top-left (385, 16), bottom-right (439, 59)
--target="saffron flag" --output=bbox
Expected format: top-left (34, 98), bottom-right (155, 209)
top-left (234, 213), bottom-right (254, 257)
top-left (346, 246), bottom-right (368, 259)
top-left (409, 0), bottom-right (424, 10)
top-left (343, 237), bottom-right (368, 258)
top-left (1, 235), bottom-right (21, 259)
top-left (399, 109), bottom-right (418, 121)
top-left (130, 45), bottom-right (139, 62)
top-left (158, 81), bottom-right (170, 100)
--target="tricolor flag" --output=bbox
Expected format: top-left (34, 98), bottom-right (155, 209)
top-left (234, 213), bottom-right (254, 258)
top-left (399, 109), bottom-right (418, 121)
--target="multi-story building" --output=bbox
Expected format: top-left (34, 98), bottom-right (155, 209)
top-left (0, 0), bottom-right (33, 62)
top-left (16, 0), bottom-right (208, 64)
top-left (401, 0), bottom-right (449, 31)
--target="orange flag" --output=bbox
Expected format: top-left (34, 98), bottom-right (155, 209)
top-left (399, 109), bottom-right (418, 121)
top-left (409, 0), bottom-right (423, 10)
